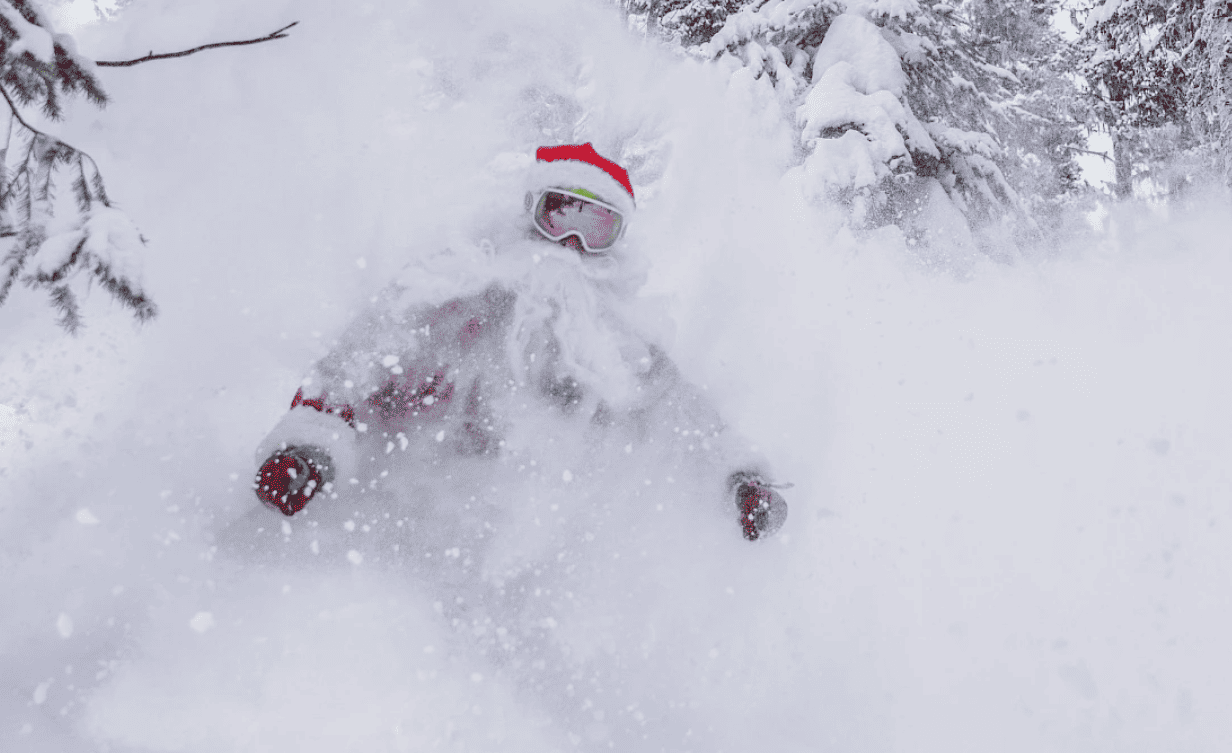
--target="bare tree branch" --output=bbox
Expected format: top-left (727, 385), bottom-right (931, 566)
top-left (95, 22), bottom-right (299, 68)
top-left (1061, 146), bottom-right (1114, 164)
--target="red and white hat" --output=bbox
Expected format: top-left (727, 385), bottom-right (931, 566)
top-left (529, 143), bottom-right (636, 216)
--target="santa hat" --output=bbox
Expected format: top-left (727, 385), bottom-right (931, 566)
top-left (529, 143), bottom-right (636, 216)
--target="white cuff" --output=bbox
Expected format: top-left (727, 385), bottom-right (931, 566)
top-left (254, 406), bottom-right (359, 483)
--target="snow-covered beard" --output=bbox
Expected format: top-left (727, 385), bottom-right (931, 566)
top-left (394, 236), bottom-right (655, 409)
top-left (496, 239), bottom-right (650, 409)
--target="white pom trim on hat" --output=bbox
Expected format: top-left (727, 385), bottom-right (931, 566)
top-left (527, 158), bottom-right (636, 216)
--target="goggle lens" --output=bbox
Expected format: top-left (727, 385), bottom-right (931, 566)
top-left (532, 190), bottom-right (623, 252)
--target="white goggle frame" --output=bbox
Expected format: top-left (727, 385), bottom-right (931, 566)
top-left (526, 188), bottom-right (627, 253)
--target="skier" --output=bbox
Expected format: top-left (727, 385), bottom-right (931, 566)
top-left (252, 143), bottom-right (787, 541)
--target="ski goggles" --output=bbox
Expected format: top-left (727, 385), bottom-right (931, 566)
top-left (528, 188), bottom-right (626, 253)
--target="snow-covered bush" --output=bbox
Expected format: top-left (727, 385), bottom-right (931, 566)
top-left (0, 0), bottom-right (154, 332)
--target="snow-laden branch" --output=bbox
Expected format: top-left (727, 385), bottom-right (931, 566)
top-left (0, 0), bottom-right (157, 333)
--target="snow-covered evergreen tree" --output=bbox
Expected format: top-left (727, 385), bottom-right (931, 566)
top-left (0, 0), bottom-right (155, 333)
top-left (616, 0), bottom-right (747, 45)
top-left (1078, 0), bottom-right (1187, 197)
top-left (623, 0), bottom-right (1085, 260)
top-left (1074, 0), bottom-right (1232, 196)
top-left (1192, 2), bottom-right (1232, 186)
top-left (658, 0), bottom-right (749, 45)
top-left (965, 0), bottom-right (1084, 222)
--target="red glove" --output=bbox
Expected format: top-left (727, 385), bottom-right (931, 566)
top-left (254, 445), bottom-right (335, 516)
top-left (729, 471), bottom-right (789, 541)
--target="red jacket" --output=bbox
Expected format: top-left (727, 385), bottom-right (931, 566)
top-left (254, 280), bottom-right (768, 508)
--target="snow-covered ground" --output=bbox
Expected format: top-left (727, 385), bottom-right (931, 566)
top-left (3, 0), bottom-right (1230, 751)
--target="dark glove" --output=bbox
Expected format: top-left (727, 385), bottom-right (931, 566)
top-left (254, 445), bottom-right (335, 516)
top-left (728, 470), bottom-right (788, 541)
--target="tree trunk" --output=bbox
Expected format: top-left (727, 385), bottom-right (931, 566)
top-left (646, 0), bottom-right (663, 37)
top-left (1113, 130), bottom-right (1133, 199)
top-left (1205, 6), bottom-right (1232, 187)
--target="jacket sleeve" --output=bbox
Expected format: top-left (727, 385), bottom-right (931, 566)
top-left (253, 389), bottom-right (362, 486)
top-left (630, 346), bottom-right (773, 488)
top-left (252, 296), bottom-right (429, 485)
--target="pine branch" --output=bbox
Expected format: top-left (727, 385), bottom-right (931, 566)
top-left (0, 111), bottom-right (9, 188)
top-left (88, 160), bottom-right (109, 206)
top-left (0, 83), bottom-right (109, 213)
top-left (4, 232), bottom-right (42, 306)
top-left (26, 237), bottom-right (85, 285)
top-left (53, 43), bottom-right (108, 108)
top-left (0, 249), bottom-right (24, 306)
top-left (89, 255), bottom-right (157, 323)
top-left (95, 22), bottom-right (299, 68)
top-left (35, 142), bottom-right (56, 207)
top-left (2, 138), bottom-right (39, 211)
top-left (17, 155), bottom-right (32, 222)
top-left (48, 283), bottom-right (81, 334)
top-left (71, 156), bottom-right (91, 212)
top-left (0, 80), bottom-right (43, 139)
